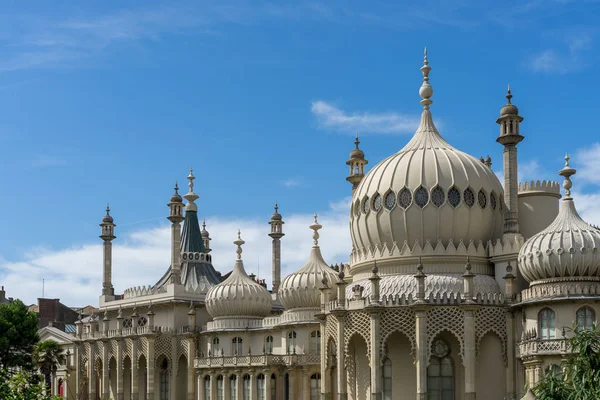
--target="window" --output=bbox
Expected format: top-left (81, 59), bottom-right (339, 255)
top-left (383, 358), bottom-right (392, 400)
top-left (271, 374), bottom-right (276, 400)
top-left (431, 186), bottom-right (445, 207)
top-left (204, 376), bottom-right (211, 400)
top-left (399, 188), bottom-right (412, 209)
top-left (310, 373), bottom-right (321, 400)
top-left (490, 192), bottom-right (497, 210)
top-left (354, 201), bottom-right (360, 216)
top-left (415, 186), bottom-right (429, 208)
top-left (137, 316), bottom-right (148, 327)
top-left (373, 194), bottom-right (382, 212)
top-left (232, 337), bottom-right (243, 355)
top-left (464, 188), bottom-right (475, 208)
top-left (310, 330), bottom-right (321, 354)
top-left (257, 374), bottom-right (266, 400)
top-left (211, 337), bottom-right (220, 356)
top-left (160, 359), bottom-right (169, 400)
top-left (265, 335), bottom-right (274, 354)
top-left (384, 191), bottom-right (396, 210)
top-left (448, 187), bottom-right (461, 208)
top-left (427, 340), bottom-right (453, 400)
top-left (216, 375), bottom-right (224, 400)
top-left (243, 375), bottom-right (251, 400)
top-left (478, 189), bottom-right (487, 209)
top-left (123, 318), bottom-right (133, 328)
top-left (539, 308), bottom-right (556, 339)
top-left (362, 197), bottom-right (370, 214)
top-left (576, 307), bottom-right (595, 330)
top-left (230, 375), bottom-right (237, 399)
top-left (288, 331), bottom-right (297, 354)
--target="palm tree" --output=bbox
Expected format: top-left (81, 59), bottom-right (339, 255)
top-left (33, 340), bottom-right (66, 393)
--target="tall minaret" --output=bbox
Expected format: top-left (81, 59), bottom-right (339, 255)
top-left (496, 85), bottom-right (524, 234)
top-left (201, 219), bottom-right (212, 253)
top-left (100, 205), bottom-right (116, 297)
top-left (268, 203), bottom-right (285, 293)
top-left (346, 133), bottom-right (368, 192)
top-left (168, 182), bottom-right (185, 284)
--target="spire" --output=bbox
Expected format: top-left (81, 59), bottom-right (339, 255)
top-left (269, 202), bottom-right (285, 293)
top-left (184, 167), bottom-right (199, 212)
top-left (310, 213), bottom-right (322, 247)
top-left (419, 47), bottom-right (433, 110)
top-left (235, 230), bottom-right (245, 260)
top-left (354, 132), bottom-right (360, 149)
top-left (559, 153), bottom-right (577, 200)
top-left (201, 219), bottom-right (212, 253)
top-left (506, 84), bottom-right (513, 103)
top-left (100, 204), bottom-right (116, 297)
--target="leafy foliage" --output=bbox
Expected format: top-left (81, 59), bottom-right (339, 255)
top-left (33, 341), bottom-right (65, 391)
top-left (0, 300), bottom-right (39, 371)
top-left (0, 369), bottom-right (60, 400)
top-left (533, 323), bottom-right (600, 400)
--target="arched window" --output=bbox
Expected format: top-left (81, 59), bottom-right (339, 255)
top-left (576, 306), bottom-right (595, 330)
top-left (382, 358), bottom-right (392, 400)
top-left (243, 374), bottom-right (251, 400)
top-left (230, 375), bottom-right (237, 399)
top-left (257, 373), bottom-right (266, 400)
top-left (203, 375), bottom-right (210, 400)
top-left (427, 340), bottom-right (454, 400)
top-left (310, 373), bottom-right (321, 400)
top-left (159, 359), bottom-right (169, 400)
top-left (539, 308), bottom-right (556, 339)
top-left (288, 331), bottom-right (297, 354)
top-left (265, 335), bottom-right (274, 354)
top-left (310, 330), bottom-right (321, 354)
top-left (232, 337), bottom-right (243, 355)
top-left (271, 373), bottom-right (277, 400)
top-left (212, 337), bottom-right (220, 355)
top-left (216, 375), bottom-right (224, 400)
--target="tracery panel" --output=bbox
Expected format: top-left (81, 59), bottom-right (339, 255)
top-left (426, 307), bottom-right (465, 363)
top-left (475, 307), bottom-right (508, 365)
top-left (380, 308), bottom-right (416, 361)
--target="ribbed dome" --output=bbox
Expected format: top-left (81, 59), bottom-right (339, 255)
top-left (205, 233), bottom-right (272, 319)
top-left (279, 216), bottom-right (340, 310)
top-left (102, 206), bottom-right (114, 223)
top-left (519, 160), bottom-right (600, 283)
top-left (350, 57), bottom-right (503, 266)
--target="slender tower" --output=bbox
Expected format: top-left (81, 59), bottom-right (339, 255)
top-left (168, 182), bottom-right (185, 284)
top-left (100, 205), bottom-right (116, 297)
top-left (201, 219), bottom-right (212, 253)
top-left (346, 133), bottom-right (368, 192)
top-left (268, 203), bottom-right (285, 293)
top-left (496, 85), bottom-right (524, 234)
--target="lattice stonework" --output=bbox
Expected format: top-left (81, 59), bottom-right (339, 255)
top-left (325, 314), bottom-right (338, 348)
top-left (140, 336), bottom-right (148, 359)
top-left (177, 337), bottom-right (189, 360)
top-left (95, 341), bottom-right (103, 361)
top-left (344, 311), bottom-right (371, 367)
top-left (109, 340), bottom-right (118, 360)
top-left (125, 338), bottom-right (133, 361)
top-left (475, 307), bottom-right (508, 365)
top-left (380, 308), bottom-right (416, 361)
top-left (426, 307), bottom-right (465, 362)
top-left (154, 335), bottom-right (172, 362)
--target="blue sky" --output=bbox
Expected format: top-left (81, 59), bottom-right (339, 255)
top-left (1, 0), bottom-right (600, 306)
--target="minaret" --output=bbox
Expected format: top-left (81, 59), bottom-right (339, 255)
top-left (100, 205), bottom-right (116, 297)
top-left (167, 182), bottom-right (185, 284)
top-left (496, 85), bottom-right (524, 234)
top-left (346, 133), bottom-right (368, 191)
top-left (201, 219), bottom-right (212, 253)
top-left (268, 202), bottom-right (285, 293)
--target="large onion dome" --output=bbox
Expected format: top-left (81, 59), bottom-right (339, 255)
top-left (519, 156), bottom-right (600, 283)
top-left (279, 215), bottom-right (340, 310)
top-left (205, 232), bottom-right (272, 319)
top-left (350, 50), bottom-right (503, 267)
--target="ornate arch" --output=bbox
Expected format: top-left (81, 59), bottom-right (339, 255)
top-left (426, 307), bottom-right (465, 364)
top-left (343, 311), bottom-right (371, 364)
top-left (380, 308), bottom-right (416, 362)
top-left (154, 335), bottom-right (172, 363)
top-left (475, 307), bottom-right (507, 365)
top-left (325, 314), bottom-right (338, 348)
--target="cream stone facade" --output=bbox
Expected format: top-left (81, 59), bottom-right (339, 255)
top-left (39, 50), bottom-right (600, 400)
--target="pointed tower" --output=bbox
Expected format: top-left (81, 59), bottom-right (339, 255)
top-left (167, 182), bottom-right (185, 285)
top-left (201, 219), bottom-right (212, 253)
top-left (346, 133), bottom-right (368, 191)
top-left (496, 85), bottom-right (524, 234)
top-left (268, 203), bottom-right (285, 293)
top-left (100, 205), bottom-right (116, 297)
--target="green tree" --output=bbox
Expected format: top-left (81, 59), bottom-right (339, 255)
top-left (0, 300), bottom-right (39, 371)
top-left (33, 340), bottom-right (65, 391)
top-left (533, 323), bottom-right (600, 400)
top-left (0, 369), bottom-right (59, 400)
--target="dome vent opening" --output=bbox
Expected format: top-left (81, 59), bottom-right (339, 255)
top-left (464, 188), bottom-right (475, 208)
top-left (384, 190), bottom-right (396, 211)
top-left (448, 186), bottom-right (461, 208)
top-left (478, 189), bottom-right (487, 209)
top-left (373, 193), bottom-right (383, 213)
top-left (415, 186), bottom-right (429, 208)
top-left (431, 186), bottom-right (445, 207)
top-left (399, 187), bottom-right (412, 209)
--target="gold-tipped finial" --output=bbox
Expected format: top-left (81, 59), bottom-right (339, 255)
top-left (559, 153), bottom-right (577, 199)
top-left (419, 47), bottom-right (433, 109)
top-left (310, 213), bottom-right (323, 246)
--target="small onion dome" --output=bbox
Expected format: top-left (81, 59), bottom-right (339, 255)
top-left (519, 155), bottom-right (600, 283)
top-left (205, 231), bottom-right (272, 319)
top-left (102, 205), bottom-right (114, 223)
top-left (500, 85), bottom-right (519, 116)
top-left (201, 219), bottom-right (209, 237)
top-left (271, 203), bottom-right (282, 221)
top-left (349, 133), bottom-right (365, 160)
top-left (170, 182), bottom-right (183, 203)
top-left (279, 215), bottom-right (340, 310)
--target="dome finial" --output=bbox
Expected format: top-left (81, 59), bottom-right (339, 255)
top-left (419, 47), bottom-right (433, 109)
top-left (184, 167), bottom-right (199, 211)
top-left (310, 213), bottom-right (323, 246)
top-left (275, 201), bottom-right (279, 213)
top-left (355, 132), bottom-right (360, 149)
top-left (559, 153), bottom-right (577, 199)
top-left (234, 230), bottom-right (245, 260)
top-left (506, 84), bottom-right (513, 104)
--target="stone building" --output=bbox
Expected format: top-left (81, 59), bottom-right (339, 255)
top-left (40, 50), bottom-right (600, 400)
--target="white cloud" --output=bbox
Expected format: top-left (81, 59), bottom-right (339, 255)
top-left (572, 191), bottom-right (600, 227)
top-left (528, 30), bottom-right (593, 74)
top-left (0, 200), bottom-right (351, 307)
top-left (575, 142), bottom-right (600, 186)
top-left (282, 178), bottom-right (302, 188)
top-left (311, 100), bottom-right (420, 134)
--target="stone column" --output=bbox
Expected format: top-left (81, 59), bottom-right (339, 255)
top-left (415, 308), bottom-right (428, 400)
top-left (198, 373), bottom-right (205, 400)
top-left (117, 340), bottom-right (124, 400)
top-left (319, 317), bottom-right (329, 400)
top-left (89, 343), bottom-right (97, 400)
top-left (223, 371), bottom-right (230, 400)
top-left (334, 312), bottom-right (347, 400)
top-left (302, 367), bottom-right (311, 400)
top-left (171, 340), bottom-right (178, 400)
top-left (288, 368), bottom-right (296, 400)
top-left (75, 345), bottom-right (81, 400)
top-left (188, 338), bottom-right (197, 400)
top-left (102, 342), bottom-right (109, 400)
top-left (505, 311), bottom-right (516, 399)
top-left (369, 309), bottom-right (382, 400)
top-left (209, 372), bottom-right (216, 400)
top-left (264, 369), bottom-right (272, 400)
top-left (147, 337), bottom-right (155, 400)
top-left (236, 371), bottom-right (243, 400)
top-left (464, 308), bottom-right (477, 400)
top-left (249, 370), bottom-right (257, 400)
top-left (132, 340), bottom-right (139, 400)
